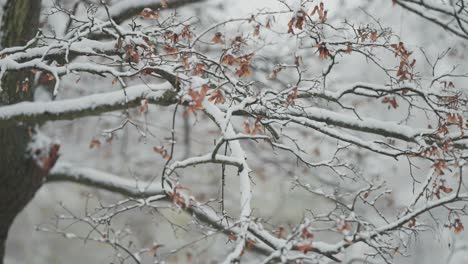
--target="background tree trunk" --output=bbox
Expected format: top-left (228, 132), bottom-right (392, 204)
top-left (0, 1), bottom-right (42, 263)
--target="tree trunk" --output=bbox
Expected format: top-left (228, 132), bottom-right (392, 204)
top-left (0, 1), bottom-right (43, 263)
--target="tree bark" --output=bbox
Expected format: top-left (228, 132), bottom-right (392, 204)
top-left (0, 1), bottom-right (42, 263)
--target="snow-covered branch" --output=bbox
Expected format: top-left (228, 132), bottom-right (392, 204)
top-left (3, 1), bottom-right (468, 263)
top-left (0, 82), bottom-right (176, 125)
top-left (48, 162), bottom-right (165, 197)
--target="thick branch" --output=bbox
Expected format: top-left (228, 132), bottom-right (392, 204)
top-left (0, 82), bottom-right (177, 126)
top-left (46, 162), bottom-right (274, 256)
top-left (48, 162), bottom-right (165, 197)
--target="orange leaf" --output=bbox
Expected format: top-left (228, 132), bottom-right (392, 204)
top-left (139, 99), bottom-right (148, 113)
top-left (251, 118), bottom-right (263, 135)
top-left (370, 31), bottom-right (378, 41)
top-left (297, 243), bottom-right (314, 254)
top-left (221, 54), bottom-right (237, 65)
top-left (208, 90), bottom-right (226, 105)
top-left (382, 96), bottom-right (399, 109)
top-left (163, 44), bottom-right (178, 58)
top-left (243, 120), bottom-right (251, 134)
top-left (89, 139), bottom-right (101, 149)
top-left (212, 32), bottom-right (225, 45)
top-left (228, 234), bottom-right (238, 242)
top-left (455, 219), bottom-right (464, 234)
top-left (301, 227), bottom-right (314, 239)
top-left (345, 43), bottom-right (352, 54)
top-left (316, 43), bottom-right (330, 60)
top-left (153, 146), bottom-right (171, 160)
top-left (192, 63), bottom-right (205, 75)
top-left (268, 66), bottom-right (283, 79)
top-left (181, 25), bottom-right (193, 39)
top-left (140, 8), bottom-right (159, 19)
top-left (148, 244), bottom-right (163, 256)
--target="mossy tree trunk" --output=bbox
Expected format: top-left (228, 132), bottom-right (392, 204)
top-left (0, 1), bottom-right (43, 263)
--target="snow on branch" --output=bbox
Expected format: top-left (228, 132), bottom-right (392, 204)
top-left (201, 99), bottom-right (254, 263)
top-left (46, 162), bottom-right (276, 256)
top-left (0, 82), bottom-right (176, 126)
top-left (4, 1), bottom-right (468, 262)
top-left (48, 162), bottom-right (165, 197)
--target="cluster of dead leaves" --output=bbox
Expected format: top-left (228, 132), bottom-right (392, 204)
top-left (243, 117), bottom-right (263, 135)
top-left (310, 2), bottom-right (328, 23)
top-left (297, 243), bottom-right (314, 254)
top-left (192, 62), bottom-right (205, 75)
top-left (357, 27), bottom-right (379, 42)
top-left (138, 1), bottom-right (170, 19)
top-left (412, 145), bottom-right (440, 159)
top-left (444, 217), bottom-right (465, 234)
top-left (439, 95), bottom-right (460, 110)
top-left (166, 26), bottom-right (192, 45)
top-left (344, 43), bottom-right (353, 54)
top-left (286, 87), bottom-right (299, 106)
top-left (316, 42), bottom-right (330, 60)
top-left (124, 44), bottom-right (141, 63)
top-left (301, 227), bottom-right (314, 239)
top-left (287, 3), bottom-right (327, 34)
top-left (447, 113), bottom-right (464, 132)
top-left (225, 234), bottom-right (257, 256)
top-left (224, 53), bottom-right (254, 77)
top-left (184, 85), bottom-right (226, 117)
top-left (36, 143), bottom-right (60, 171)
top-left (208, 89), bottom-right (225, 104)
top-left (115, 37), bottom-right (157, 64)
top-left (153, 146), bottom-right (171, 160)
top-left (184, 85), bottom-right (208, 117)
top-left (432, 159), bottom-right (449, 175)
top-left (139, 8), bottom-right (159, 19)
top-left (437, 113), bottom-right (464, 141)
top-left (454, 218), bottom-right (465, 234)
top-left (161, 43), bottom-right (178, 58)
top-left (381, 96), bottom-right (399, 109)
top-left (391, 42), bottom-right (416, 81)
top-left (168, 185), bottom-right (192, 209)
top-left (336, 220), bottom-right (352, 234)
top-left (231, 35), bottom-right (248, 53)
top-left (268, 65), bottom-right (284, 79)
top-left (89, 134), bottom-right (115, 149)
top-left (212, 32), bottom-right (225, 45)
top-left (221, 53), bottom-right (237, 66)
top-left (433, 180), bottom-right (453, 199)
top-left (161, 27), bottom-right (193, 58)
top-left (89, 138), bottom-right (101, 149)
top-left (180, 25), bottom-right (193, 39)
top-left (287, 10), bottom-right (307, 34)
